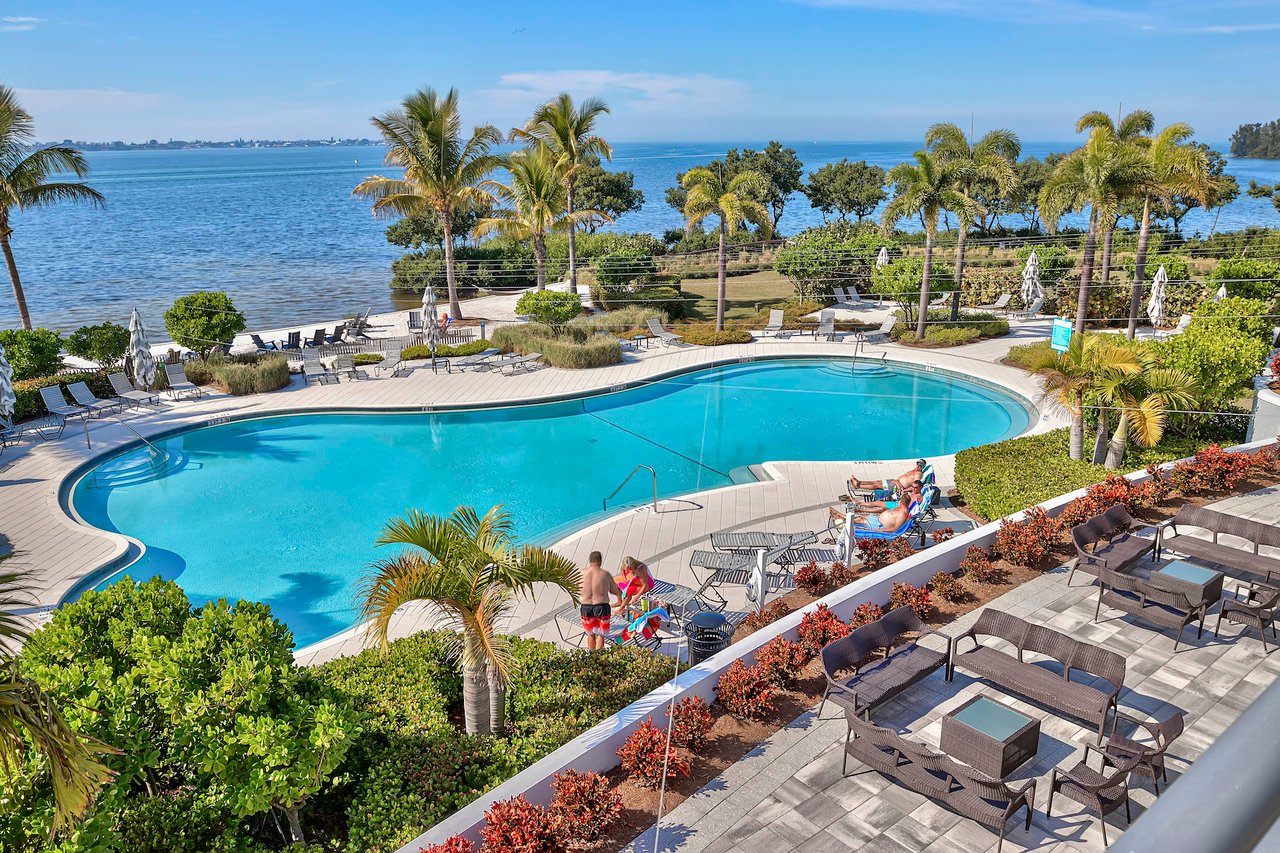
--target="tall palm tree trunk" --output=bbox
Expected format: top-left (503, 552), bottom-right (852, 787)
top-left (1098, 225), bottom-right (1115, 303)
top-left (442, 216), bottom-right (464, 319)
top-left (1, 229), bottom-right (32, 330)
top-left (1069, 390), bottom-right (1085, 461)
top-left (715, 217), bottom-right (728, 332)
top-left (487, 669), bottom-right (506, 735)
top-left (1106, 415), bottom-right (1130, 469)
top-left (950, 226), bottom-right (966, 322)
top-left (1075, 211), bottom-right (1098, 334)
top-left (461, 664), bottom-right (491, 735)
top-left (916, 231), bottom-right (934, 339)
top-left (1127, 196), bottom-right (1153, 340)
top-left (566, 180), bottom-right (578, 295)
top-left (1091, 407), bottom-right (1110, 465)
top-left (533, 235), bottom-right (547, 291)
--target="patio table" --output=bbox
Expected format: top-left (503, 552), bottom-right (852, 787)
top-left (940, 695), bottom-right (1040, 779)
top-left (1152, 560), bottom-right (1225, 610)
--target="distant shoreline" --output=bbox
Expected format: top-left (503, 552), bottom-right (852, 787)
top-left (38, 138), bottom-right (380, 152)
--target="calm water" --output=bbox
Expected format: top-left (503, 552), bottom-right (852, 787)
top-left (71, 359), bottom-right (1028, 647)
top-left (7, 142), bottom-right (1280, 333)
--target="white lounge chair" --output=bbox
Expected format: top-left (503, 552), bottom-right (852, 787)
top-left (928, 291), bottom-right (951, 310)
top-left (455, 348), bottom-right (501, 372)
top-left (302, 360), bottom-right (337, 385)
top-left (814, 310), bottom-right (850, 342)
top-left (856, 315), bottom-right (897, 343)
top-left (67, 381), bottom-right (124, 417)
top-left (760, 308), bottom-right (793, 338)
top-left (109, 372), bottom-right (160, 407)
top-left (1153, 314), bottom-right (1192, 341)
top-left (379, 347), bottom-right (406, 377)
top-left (647, 318), bottom-right (684, 346)
top-left (1009, 297), bottom-right (1044, 320)
top-left (332, 355), bottom-right (360, 381)
top-left (37, 386), bottom-right (87, 437)
top-left (163, 363), bottom-right (202, 399)
top-left (498, 352), bottom-right (543, 375)
top-left (976, 293), bottom-right (1012, 313)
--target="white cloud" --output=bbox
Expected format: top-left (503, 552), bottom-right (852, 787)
top-left (792, 0), bottom-right (1140, 25)
top-left (479, 70), bottom-right (748, 114)
top-left (1, 15), bottom-right (40, 31)
top-left (1193, 21), bottom-right (1280, 33)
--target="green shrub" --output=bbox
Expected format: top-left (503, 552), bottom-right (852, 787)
top-left (1156, 322), bottom-right (1270, 406)
top-left (164, 291), bottom-right (247, 353)
top-left (401, 339), bottom-right (494, 360)
top-left (1006, 340), bottom-right (1053, 370)
top-left (676, 326), bottom-right (754, 346)
top-left (1190, 295), bottom-right (1273, 343)
top-left (252, 356), bottom-right (290, 393)
top-left (599, 284), bottom-right (686, 319)
top-left (955, 429), bottom-right (1108, 521)
top-left (515, 290), bottom-right (584, 325)
top-left (0, 327), bottom-right (63, 380)
top-left (871, 257), bottom-right (955, 325)
top-left (593, 248), bottom-right (658, 289)
top-left (66, 322), bottom-right (130, 367)
top-left (491, 325), bottom-right (621, 368)
top-left (12, 371), bottom-right (115, 421)
top-left (922, 327), bottom-right (981, 346)
top-left (354, 353), bottom-right (385, 365)
top-left (182, 354), bottom-right (291, 396)
top-left (1208, 257), bottom-right (1280, 304)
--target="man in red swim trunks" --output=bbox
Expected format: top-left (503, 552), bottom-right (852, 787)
top-left (580, 551), bottom-right (613, 651)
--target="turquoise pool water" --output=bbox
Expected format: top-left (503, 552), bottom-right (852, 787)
top-left (70, 359), bottom-right (1029, 647)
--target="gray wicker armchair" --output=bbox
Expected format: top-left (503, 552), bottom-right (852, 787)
top-left (1216, 582), bottom-right (1280, 653)
top-left (1048, 746), bottom-right (1142, 847)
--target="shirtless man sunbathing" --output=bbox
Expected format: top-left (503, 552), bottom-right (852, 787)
top-left (848, 459), bottom-right (927, 493)
top-left (857, 480), bottom-right (923, 512)
top-left (829, 484), bottom-right (922, 532)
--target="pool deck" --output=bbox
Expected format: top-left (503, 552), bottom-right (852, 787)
top-left (0, 319), bottom-right (1063, 659)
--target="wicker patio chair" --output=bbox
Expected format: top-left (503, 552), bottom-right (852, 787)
top-left (1105, 710), bottom-right (1185, 795)
top-left (1048, 747), bottom-right (1142, 847)
top-left (1216, 582), bottom-right (1280, 653)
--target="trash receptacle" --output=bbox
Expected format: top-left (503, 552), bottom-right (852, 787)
top-left (684, 611), bottom-right (732, 665)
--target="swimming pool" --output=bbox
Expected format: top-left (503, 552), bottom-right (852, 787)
top-left (69, 358), bottom-right (1030, 647)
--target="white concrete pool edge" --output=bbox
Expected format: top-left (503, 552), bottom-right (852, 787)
top-left (401, 434), bottom-right (1280, 851)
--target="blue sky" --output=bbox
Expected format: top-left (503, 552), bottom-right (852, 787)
top-left (3, 0), bottom-right (1279, 143)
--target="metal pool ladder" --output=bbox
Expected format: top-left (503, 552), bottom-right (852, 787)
top-left (602, 464), bottom-right (658, 513)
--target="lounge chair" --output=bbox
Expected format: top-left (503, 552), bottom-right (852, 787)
top-left (928, 291), bottom-right (951, 310)
top-left (37, 386), bottom-right (88, 437)
top-left (250, 333), bottom-right (279, 352)
top-left (407, 310), bottom-right (423, 335)
top-left (455, 348), bottom-right (501, 372)
top-left (332, 355), bottom-right (360, 380)
top-left (379, 347), bottom-right (406, 377)
top-left (109, 372), bottom-right (160, 407)
top-left (67, 381), bottom-right (124, 417)
top-left (834, 486), bottom-right (940, 562)
top-left (976, 293), bottom-right (1012, 313)
top-left (498, 352), bottom-right (543, 375)
top-left (1009, 297), bottom-right (1043, 320)
top-left (688, 540), bottom-right (799, 610)
top-left (302, 360), bottom-right (337, 385)
top-left (1154, 314), bottom-right (1191, 341)
top-left (845, 286), bottom-right (877, 307)
top-left (711, 530), bottom-right (817, 553)
top-left (855, 315), bottom-right (897, 343)
top-left (303, 328), bottom-right (326, 348)
top-left (326, 324), bottom-right (347, 344)
top-left (814, 310), bottom-right (850, 342)
top-left (280, 331), bottom-right (302, 351)
top-left (831, 286), bottom-right (852, 307)
top-left (0, 416), bottom-right (21, 452)
top-left (760, 308), bottom-right (793, 338)
top-left (646, 318), bottom-right (684, 347)
top-left (163, 363), bottom-right (202, 399)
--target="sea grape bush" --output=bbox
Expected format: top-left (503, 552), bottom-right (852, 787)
top-left (670, 696), bottom-right (714, 750)
top-left (754, 636), bottom-right (808, 686)
top-left (795, 560), bottom-right (829, 594)
top-left (888, 582), bottom-right (933, 621)
top-left (797, 604), bottom-right (851, 655)
top-left (617, 717), bottom-right (691, 787)
top-left (848, 602), bottom-right (885, 628)
top-left (548, 769), bottom-right (622, 844)
top-left (715, 659), bottom-right (776, 720)
top-left (479, 795), bottom-right (558, 853)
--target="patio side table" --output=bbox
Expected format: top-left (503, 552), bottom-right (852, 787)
top-left (1152, 560), bottom-right (1225, 610)
top-left (940, 695), bottom-right (1040, 779)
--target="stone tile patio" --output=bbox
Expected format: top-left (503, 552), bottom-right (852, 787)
top-left (625, 488), bottom-right (1280, 853)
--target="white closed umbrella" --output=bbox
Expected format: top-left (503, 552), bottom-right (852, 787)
top-left (1147, 265), bottom-right (1168, 328)
top-left (1020, 251), bottom-right (1042, 305)
top-left (0, 345), bottom-right (15, 422)
top-left (423, 287), bottom-right (441, 364)
top-left (1215, 283), bottom-right (1228, 302)
top-left (129, 307), bottom-right (156, 390)
top-left (876, 246), bottom-right (889, 268)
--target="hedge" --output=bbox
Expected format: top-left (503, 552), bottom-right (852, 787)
top-left (13, 371), bottom-right (116, 422)
top-left (676, 327), bottom-right (754, 346)
top-left (401, 339), bottom-right (494, 360)
top-left (598, 284), bottom-right (686, 319)
top-left (182, 354), bottom-right (290, 395)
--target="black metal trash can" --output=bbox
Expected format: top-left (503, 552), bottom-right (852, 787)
top-left (684, 611), bottom-right (732, 665)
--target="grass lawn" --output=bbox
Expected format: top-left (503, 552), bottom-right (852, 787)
top-left (680, 270), bottom-right (802, 324)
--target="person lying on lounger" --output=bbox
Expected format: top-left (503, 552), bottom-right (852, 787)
top-left (829, 484), bottom-right (921, 531)
top-left (856, 480), bottom-right (923, 513)
top-left (848, 459), bottom-right (926, 494)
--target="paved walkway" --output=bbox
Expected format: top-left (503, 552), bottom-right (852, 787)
top-left (1, 321), bottom-right (1060, 658)
top-left (624, 488), bottom-right (1280, 853)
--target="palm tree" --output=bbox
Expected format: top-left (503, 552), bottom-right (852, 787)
top-left (354, 87), bottom-right (501, 319)
top-left (682, 162), bottom-right (772, 331)
top-left (0, 85), bottom-right (105, 330)
top-left (511, 94), bottom-right (612, 296)
top-left (0, 572), bottom-right (117, 830)
top-left (1028, 333), bottom-right (1139, 461)
top-left (881, 151), bottom-right (980, 338)
top-left (1040, 127), bottom-right (1148, 334)
top-left (1097, 356), bottom-right (1198, 468)
top-left (925, 124), bottom-right (1019, 321)
top-left (1075, 110), bottom-right (1154, 292)
top-left (1124, 124), bottom-right (1210, 338)
top-left (361, 505), bottom-right (580, 736)
top-left (474, 145), bottom-right (609, 291)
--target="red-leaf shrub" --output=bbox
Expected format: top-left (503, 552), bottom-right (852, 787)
top-left (856, 539), bottom-right (895, 570)
top-left (1058, 474), bottom-right (1161, 529)
top-left (797, 603), bottom-right (851, 655)
top-left (888, 582), bottom-right (933, 621)
top-left (670, 696), bottom-right (714, 750)
top-left (829, 559), bottom-right (860, 586)
top-left (480, 796), bottom-right (558, 853)
top-left (617, 717), bottom-right (690, 788)
top-left (795, 560), bottom-right (828, 594)
top-left (549, 769), bottom-right (622, 844)
top-left (993, 506), bottom-right (1062, 567)
top-left (930, 527), bottom-right (956, 544)
top-left (848, 602), bottom-right (885, 628)
top-left (422, 837), bottom-right (474, 853)
top-left (1168, 444), bottom-right (1258, 494)
top-left (958, 545), bottom-right (1006, 584)
top-left (928, 571), bottom-right (967, 603)
top-left (739, 600), bottom-right (791, 635)
top-left (754, 636), bottom-right (808, 685)
top-left (715, 659), bottom-right (775, 720)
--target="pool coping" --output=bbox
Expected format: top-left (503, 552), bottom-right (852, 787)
top-left (53, 351), bottom-right (1042, 654)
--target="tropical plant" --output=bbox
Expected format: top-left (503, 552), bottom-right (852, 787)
top-left (882, 151), bottom-right (979, 337)
top-left (1095, 352), bottom-right (1199, 468)
top-left (1041, 124), bottom-right (1148, 333)
top-left (925, 124), bottom-right (1019, 320)
top-left (65, 322), bottom-right (130, 367)
top-left (163, 290), bottom-right (246, 354)
top-left (1027, 333), bottom-right (1140, 461)
top-left (360, 505), bottom-right (581, 736)
top-left (355, 87), bottom-right (502, 318)
top-left (0, 85), bottom-right (105, 330)
top-left (801, 159), bottom-right (886, 222)
top-left (474, 145), bottom-right (607, 290)
top-left (511, 93), bottom-right (612, 296)
top-left (681, 162), bottom-right (772, 330)
top-left (1075, 110), bottom-right (1155, 293)
top-left (0, 327), bottom-right (62, 380)
top-left (0, 571), bottom-right (117, 833)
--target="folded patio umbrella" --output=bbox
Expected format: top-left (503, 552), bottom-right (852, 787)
top-left (1020, 251), bottom-right (1042, 305)
top-left (876, 246), bottom-right (889, 269)
top-left (422, 287), bottom-right (441, 360)
top-left (1215, 283), bottom-right (1228, 302)
top-left (0, 344), bottom-right (15, 421)
top-left (1146, 265), bottom-right (1168, 328)
top-left (129, 307), bottom-right (156, 390)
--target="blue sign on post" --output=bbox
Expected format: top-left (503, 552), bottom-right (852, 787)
top-left (1050, 317), bottom-right (1073, 352)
